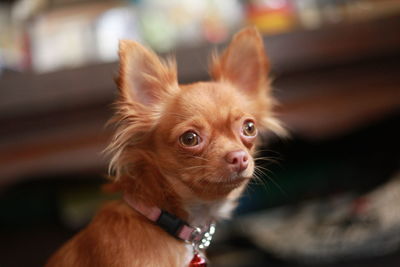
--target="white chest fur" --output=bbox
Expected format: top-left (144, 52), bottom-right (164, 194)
top-left (185, 198), bottom-right (238, 226)
top-left (184, 243), bottom-right (194, 266)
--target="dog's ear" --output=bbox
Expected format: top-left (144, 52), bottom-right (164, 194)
top-left (211, 27), bottom-right (269, 95)
top-left (212, 28), bottom-right (287, 136)
top-left (118, 40), bottom-right (178, 106)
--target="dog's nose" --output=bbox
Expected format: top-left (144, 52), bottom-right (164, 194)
top-left (225, 150), bottom-right (249, 173)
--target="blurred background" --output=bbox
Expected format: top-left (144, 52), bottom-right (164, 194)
top-left (1, 0), bottom-right (400, 266)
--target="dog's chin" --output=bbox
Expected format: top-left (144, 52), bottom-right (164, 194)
top-left (208, 167), bottom-right (254, 186)
top-left (190, 171), bottom-right (252, 200)
top-left (177, 167), bottom-right (254, 200)
top-left (203, 176), bottom-right (246, 188)
top-left (228, 170), bottom-right (253, 181)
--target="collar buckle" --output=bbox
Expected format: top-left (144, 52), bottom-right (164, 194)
top-left (188, 223), bottom-right (216, 250)
top-left (188, 227), bottom-right (202, 244)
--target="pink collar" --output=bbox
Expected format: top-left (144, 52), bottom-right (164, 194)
top-left (123, 193), bottom-right (215, 248)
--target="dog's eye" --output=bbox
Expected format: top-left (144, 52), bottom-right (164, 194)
top-left (242, 120), bottom-right (257, 137)
top-left (180, 131), bottom-right (200, 147)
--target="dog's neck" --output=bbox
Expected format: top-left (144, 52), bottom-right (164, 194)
top-left (122, 170), bottom-right (187, 221)
top-left (122, 169), bottom-right (244, 227)
top-left (184, 198), bottom-right (239, 226)
top-left (164, 171), bottom-right (246, 227)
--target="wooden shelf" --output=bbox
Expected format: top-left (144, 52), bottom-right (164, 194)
top-left (1, 15), bottom-right (400, 121)
top-left (1, 15), bottom-right (400, 188)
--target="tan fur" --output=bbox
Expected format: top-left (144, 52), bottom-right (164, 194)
top-left (46, 27), bottom-right (283, 267)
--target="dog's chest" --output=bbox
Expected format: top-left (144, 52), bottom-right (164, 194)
top-left (184, 243), bottom-right (194, 265)
top-left (186, 198), bottom-right (237, 226)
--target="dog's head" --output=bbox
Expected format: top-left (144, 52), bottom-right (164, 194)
top-left (109, 27), bottom-right (284, 201)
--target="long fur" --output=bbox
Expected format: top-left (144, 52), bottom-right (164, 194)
top-left (46, 27), bottom-right (284, 267)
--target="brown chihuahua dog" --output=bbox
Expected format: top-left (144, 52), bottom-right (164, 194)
top-left (46, 27), bottom-right (284, 267)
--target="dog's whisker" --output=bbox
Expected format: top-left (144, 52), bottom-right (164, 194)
top-left (188, 155), bottom-right (210, 162)
top-left (255, 165), bottom-right (275, 175)
top-left (254, 157), bottom-right (281, 165)
top-left (248, 170), bottom-right (270, 194)
top-left (255, 148), bottom-right (282, 155)
top-left (180, 165), bottom-right (207, 171)
top-left (254, 166), bottom-right (287, 197)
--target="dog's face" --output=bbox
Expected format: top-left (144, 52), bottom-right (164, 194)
top-left (110, 27), bottom-right (283, 200)
top-left (155, 82), bottom-right (260, 199)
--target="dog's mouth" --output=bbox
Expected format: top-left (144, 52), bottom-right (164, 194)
top-left (178, 167), bottom-right (254, 198)
top-left (200, 175), bottom-right (250, 188)
top-left (198, 166), bottom-right (254, 188)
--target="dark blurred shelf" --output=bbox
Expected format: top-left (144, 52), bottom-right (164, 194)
top-left (1, 14), bottom-right (400, 188)
top-left (1, 15), bottom-right (400, 122)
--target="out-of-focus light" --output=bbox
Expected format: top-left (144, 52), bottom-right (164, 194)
top-left (96, 7), bottom-right (142, 62)
top-left (266, 0), bottom-right (287, 10)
